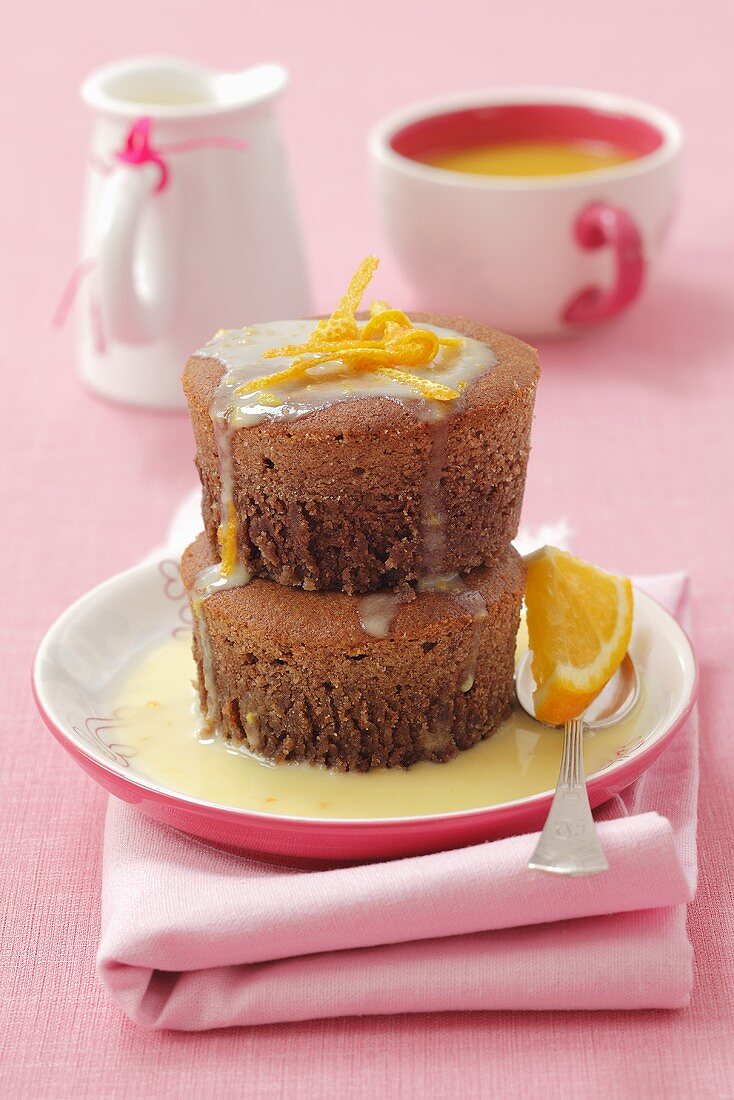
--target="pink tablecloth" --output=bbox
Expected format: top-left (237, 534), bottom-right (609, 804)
top-left (2, 0), bottom-right (733, 1095)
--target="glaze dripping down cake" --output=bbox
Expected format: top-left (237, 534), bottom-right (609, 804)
top-left (181, 258), bottom-right (539, 772)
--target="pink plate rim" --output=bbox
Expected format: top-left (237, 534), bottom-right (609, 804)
top-left (31, 559), bottom-right (698, 833)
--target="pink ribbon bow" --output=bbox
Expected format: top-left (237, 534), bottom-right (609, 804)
top-left (115, 116), bottom-right (168, 192)
top-left (54, 117), bottom-right (250, 329)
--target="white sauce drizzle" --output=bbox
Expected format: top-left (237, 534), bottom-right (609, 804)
top-left (357, 592), bottom-right (404, 638)
top-left (197, 320), bottom-right (495, 429)
top-left (190, 559), bottom-right (251, 729)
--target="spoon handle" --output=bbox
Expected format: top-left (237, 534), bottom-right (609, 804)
top-left (528, 718), bottom-right (609, 876)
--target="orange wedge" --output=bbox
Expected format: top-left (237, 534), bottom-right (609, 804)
top-left (524, 546), bottom-right (633, 725)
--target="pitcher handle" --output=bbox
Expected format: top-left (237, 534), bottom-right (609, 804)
top-left (562, 202), bottom-right (645, 326)
top-left (96, 157), bottom-right (173, 346)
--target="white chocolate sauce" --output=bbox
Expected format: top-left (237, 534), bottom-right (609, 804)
top-left (357, 591), bottom-right (404, 638)
top-left (112, 630), bottom-right (648, 820)
top-left (196, 320), bottom-right (496, 429)
top-left (190, 559), bottom-right (251, 729)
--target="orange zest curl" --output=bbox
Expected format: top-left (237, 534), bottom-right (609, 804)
top-left (374, 367), bottom-right (465, 402)
top-left (217, 501), bottom-right (238, 578)
top-left (361, 308), bottom-right (413, 340)
top-left (312, 256), bottom-right (380, 341)
top-left (236, 361), bottom-right (309, 396)
top-left (238, 256), bottom-right (465, 402)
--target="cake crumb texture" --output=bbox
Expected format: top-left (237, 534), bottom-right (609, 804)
top-left (181, 533), bottom-right (526, 772)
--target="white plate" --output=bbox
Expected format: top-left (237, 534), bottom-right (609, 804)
top-left (33, 559), bottom-right (697, 864)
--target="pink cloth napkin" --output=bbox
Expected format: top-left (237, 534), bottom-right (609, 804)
top-left (98, 573), bottom-right (698, 1029)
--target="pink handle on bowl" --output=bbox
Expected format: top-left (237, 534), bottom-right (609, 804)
top-left (562, 202), bottom-right (645, 326)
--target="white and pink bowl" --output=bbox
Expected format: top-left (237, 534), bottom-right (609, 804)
top-left (370, 88), bottom-right (683, 338)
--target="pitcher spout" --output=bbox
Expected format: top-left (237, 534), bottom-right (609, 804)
top-left (214, 64), bottom-right (288, 110)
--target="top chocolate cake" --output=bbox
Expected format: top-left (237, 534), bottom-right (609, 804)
top-left (183, 259), bottom-right (539, 595)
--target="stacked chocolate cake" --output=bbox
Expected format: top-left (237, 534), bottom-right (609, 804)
top-left (181, 310), bottom-right (539, 772)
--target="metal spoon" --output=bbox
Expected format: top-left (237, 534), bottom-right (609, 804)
top-left (515, 652), bottom-right (640, 876)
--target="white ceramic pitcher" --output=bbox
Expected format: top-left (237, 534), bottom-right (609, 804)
top-left (78, 57), bottom-right (311, 409)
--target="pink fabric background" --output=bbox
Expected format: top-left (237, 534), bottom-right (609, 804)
top-left (2, 0), bottom-right (733, 1095)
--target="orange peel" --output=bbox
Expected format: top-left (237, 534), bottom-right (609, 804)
top-left (240, 256), bottom-right (465, 400)
top-left (311, 255), bottom-right (379, 343)
top-left (236, 360), bottom-right (309, 396)
top-left (361, 309), bottom-right (412, 340)
top-left (374, 367), bottom-right (461, 402)
top-left (217, 501), bottom-right (239, 578)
